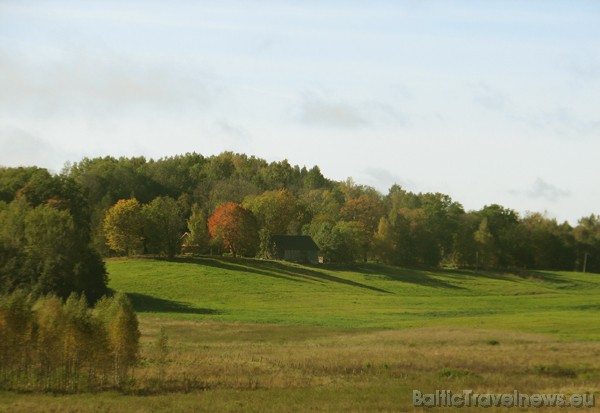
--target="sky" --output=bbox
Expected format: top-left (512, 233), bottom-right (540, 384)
top-left (0, 0), bottom-right (599, 224)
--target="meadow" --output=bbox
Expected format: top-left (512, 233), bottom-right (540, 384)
top-left (1, 257), bottom-right (599, 412)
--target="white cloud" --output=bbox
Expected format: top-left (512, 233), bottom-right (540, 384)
top-left (508, 178), bottom-right (571, 203)
top-left (298, 94), bottom-right (367, 129)
top-left (0, 49), bottom-right (219, 118)
top-left (215, 120), bottom-right (246, 140)
top-left (296, 92), bottom-right (409, 130)
top-left (471, 83), bottom-right (600, 141)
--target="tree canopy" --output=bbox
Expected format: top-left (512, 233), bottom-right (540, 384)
top-left (0, 171), bottom-right (107, 302)
top-left (208, 203), bottom-right (259, 258)
top-left (1, 151), bottom-right (599, 271)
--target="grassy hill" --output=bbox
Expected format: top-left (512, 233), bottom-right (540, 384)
top-left (107, 257), bottom-right (600, 341)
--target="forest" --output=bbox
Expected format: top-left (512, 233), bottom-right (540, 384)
top-left (1, 151), bottom-right (599, 303)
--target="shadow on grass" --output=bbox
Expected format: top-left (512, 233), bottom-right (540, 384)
top-left (127, 293), bottom-right (221, 315)
top-left (524, 270), bottom-right (573, 285)
top-left (353, 263), bottom-right (464, 290)
top-left (261, 260), bottom-right (391, 294)
top-left (166, 256), bottom-right (391, 294)
top-left (174, 256), bottom-right (310, 284)
top-left (439, 268), bottom-right (510, 281)
top-left (440, 268), bottom-right (573, 286)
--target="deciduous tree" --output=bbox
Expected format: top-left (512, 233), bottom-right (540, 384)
top-left (184, 204), bottom-right (210, 253)
top-left (244, 189), bottom-right (302, 257)
top-left (103, 199), bottom-right (144, 256)
top-left (143, 196), bottom-right (186, 259)
top-left (208, 203), bottom-right (258, 258)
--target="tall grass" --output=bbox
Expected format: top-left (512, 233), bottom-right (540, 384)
top-left (1, 318), bottom-right (599, 412)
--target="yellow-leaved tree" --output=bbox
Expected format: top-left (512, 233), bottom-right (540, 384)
top-left (95, 293), bottom-right (140, 386)
top-left (103, 199), bottom-right (144, 256)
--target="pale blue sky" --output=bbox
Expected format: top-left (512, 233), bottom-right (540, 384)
top-left (1, 1), bottom-right (599, 223)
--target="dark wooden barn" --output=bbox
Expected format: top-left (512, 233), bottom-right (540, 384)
top-left (271, 235), bottom-right (320, 264)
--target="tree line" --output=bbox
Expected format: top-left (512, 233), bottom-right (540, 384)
top-left (1, 152), bottom-right (599, 275)
top-left (0, 290), bottom-right (139, 392)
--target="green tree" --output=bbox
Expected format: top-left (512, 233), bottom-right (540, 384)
top-left (0, 196), bottom-right (28, 250)
top-left (244, 189), bottom-right (302, 257)
top-left (244, 189), bottom-right (300, 235)
top-left (299, 189), bottom-right (342, 226)
top-left (0, 291), bottom-right (34, 385)
top-left (184, 204), bottom-right (210, 253)
top-left (340, 194), bottom-right (384, 261)
top-left (0, 198), bottom-right (29, 294)
top-left (474, 218), bottom-right (496, 269)
top-left (418, 192), bottom-right (464, 262)
top-left (143, 196), bottom-right (187, 259)
top-left (0, 198), bottom-right (107, 302)
top-left (373, 216), bottom-right (397, 264)
top-left (449, 213), bottom-right (479, 267)
top-left (23, 205), bottom-right (78, 298)
top-left (207, 177), bottom-right (260, 213)
top-left (304, 166), bottom-right (327, 190)
top-left (531, 213), bottom-right (577, 269)
top-left (574, 214), bottom-right (600, 272)
top-left (475, 205), bottom-right (520, 268)
top-left (311, 221), bottom-right (365, 263)
top-left (0, 166), bottom-right (45, 203)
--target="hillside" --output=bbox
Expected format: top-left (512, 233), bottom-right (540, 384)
top-left (107, 257), bottom-right (600, 341)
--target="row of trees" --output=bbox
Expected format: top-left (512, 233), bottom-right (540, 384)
top-left (0, 291), bottom-right (140, 391)
top-left (102, 186), bottom-right (600, 273)
top-left (2, 153), bottom-right (600, 272)
top-left (103, 197), bottom-right (187, 259)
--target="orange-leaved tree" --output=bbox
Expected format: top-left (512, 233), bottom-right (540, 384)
top-left (208, 203), bottom-right (259, 258)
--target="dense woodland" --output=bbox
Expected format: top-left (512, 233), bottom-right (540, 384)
top-left (1, 151), bottom-right (600, 303)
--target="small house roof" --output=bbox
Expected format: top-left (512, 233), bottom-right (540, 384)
top-left (272, 235), bottom-right (319, 251)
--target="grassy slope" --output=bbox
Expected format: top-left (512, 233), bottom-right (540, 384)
top-left (106, 257), bottom-right (600, 341)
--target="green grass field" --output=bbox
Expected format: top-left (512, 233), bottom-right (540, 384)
top-left (1, 257), bottom-right (600, 412)
top-left (108, 257), bottom-right (600, 340)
